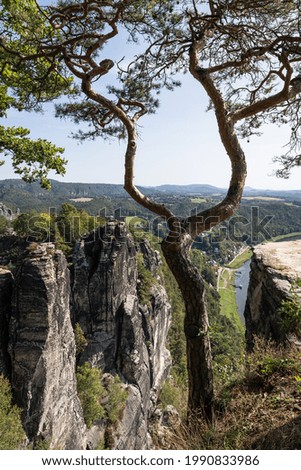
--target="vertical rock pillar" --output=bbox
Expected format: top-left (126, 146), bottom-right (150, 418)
top-left (9, 244), bottom-right (86, 449)
top-left (0, 267), bottom-right (13, 376)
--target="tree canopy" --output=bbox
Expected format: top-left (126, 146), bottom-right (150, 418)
top-left (0, 0), bottom-right (76, 188)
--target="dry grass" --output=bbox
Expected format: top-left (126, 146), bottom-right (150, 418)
top-left (154, 339), bottom-right (301, 450)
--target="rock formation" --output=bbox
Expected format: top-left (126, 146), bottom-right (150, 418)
top-left (72, 222), bottom-right (171, 449)
top-left (0, 222), bottom-right (171, 449)
top-left (244, 240), bottom-right (301, 348)
top-left (0, 267), bottom-right (13, 376)
top-left (9, 243), bottom-right (86, 449)
top-left (0, 202), bottom-right (13, 221)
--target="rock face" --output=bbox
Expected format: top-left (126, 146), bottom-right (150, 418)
top-left (72, 222), bottom-right (172, 449)
top-left (244, 240), bottom-right (301, 348)
top-left (0, 222), bottom-right (171, 450)
top-left (0, 202), bottom-right (13, 221)
top-left (9, 244), bottom-right (86, 449)
top-left (0, 267), bottom-right (13, 376)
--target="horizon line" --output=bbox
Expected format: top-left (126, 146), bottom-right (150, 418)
top-left (1, 177), bottom-right (301, 193)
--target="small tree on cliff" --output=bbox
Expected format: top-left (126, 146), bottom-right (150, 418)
top-left (1, 0), bottom-right (301, 421)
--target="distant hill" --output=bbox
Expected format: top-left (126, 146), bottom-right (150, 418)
top-left (242, 187), bottom-right (301, 200)
top-left (152, 183), bottom-right (301, 200)
top-left (0, 179), bottom-right (301, 213)
top-left (151, 184), bottom-right (225, 195)
top-left (0, 179), bottom-right (152, 213)
top-left (0, 179), bottom-right (128, 198)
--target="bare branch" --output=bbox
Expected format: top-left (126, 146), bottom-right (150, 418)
top-left (230, 53), bottom-right (294, 122)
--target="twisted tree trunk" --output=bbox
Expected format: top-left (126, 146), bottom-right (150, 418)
top-left (162, 233), bottom-right (214, 421)
top-left (77, 32), bottom-right (247, 424)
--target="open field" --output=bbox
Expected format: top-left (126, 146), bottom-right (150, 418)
top-left (242, 196), bottom-right (284, 201)
top-left (271, 231), bottom-right (301, 242)
top-left (226, 248), bottom-right (252, 269)
top-left (219, 268), bottom-right (244, 332)
top-left (191, 197), bottom-right (207, 203)
top-left (69, 197), bottom-right (94, 202)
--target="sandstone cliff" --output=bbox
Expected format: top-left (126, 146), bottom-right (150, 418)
top-left (9, 243), bottom-right (86, 449)
top-left (0, 267), bottom-right (13, 377)
top-left (244, 240), bottom-right (301, 348)
top-left (72, 222), bottom-right (171, 449)
top-left (0, 222), bottom-right (171, 449)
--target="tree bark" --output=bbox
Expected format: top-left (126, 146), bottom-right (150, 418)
top-left (161, 233), bottom-right (214, 421)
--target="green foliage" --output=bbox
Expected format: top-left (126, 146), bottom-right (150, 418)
top-left (0, 126), bottom-right (66, 190)
top-left (76, 365), bottom-right (128, 430)
top-left (0, 216), bottom-right (9, 234)
top-left (33, 437), bottom-right (50, 450)
top-left (226, 248), bottom-right (252, 269)
top-left (106, 376), bottom-right (128, 425)
top-left (76, 363), bottom-right (105, 429)
top-left (74, 323), bottom-right (88, 355)
top-left (97, 437), bottom-right (106, 450)
top-left (190, 249), bottom-right (218, 289)
top-left (12, 203), bottom-right (96, 252)
top-left (210, 319), bottom-right (244, 386)
top-left (0, 1), bottom-right (74, 109)
top-left (0, 0), bottom-right (75, 187)
top-left (159, 374), bottom-right (187, 417)
top-left (191, 254), bottom-right (245, 386)
top-left (246, 338), bottom-right (301, 385)
top-left (13, 210), bottom-right (51, 241)
top-left (258, 357), bottom-right (299, 378)
top-left (159, 255), bottom-right (187, 380)
top-left (278, 279), bottom-right (301, 335)
top-left (56, 203), bottom-right (95, 245)
top-left (137, 252), bottom-right (157, 306)
top-left (0, 375), bottom-right (25, 450)
top-left (126, 217), bottom-right (149, 241)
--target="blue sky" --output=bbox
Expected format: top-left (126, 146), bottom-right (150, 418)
top-left (3, 72), bottom-right (300, 190)
top-left (1, 2), bottom-right (300, 190)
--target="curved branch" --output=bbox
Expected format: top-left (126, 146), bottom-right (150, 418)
top-left (185, 42), bottom-right (247, 239)
top-left (81, 77), bottom-right (176, 224)
top-left (123, 132), bottom-right (178, 225)
top-left (230, 52), bottom-right (294, 122)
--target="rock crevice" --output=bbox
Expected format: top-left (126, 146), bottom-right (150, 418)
top-left (72, 222), bottom-right (171, 449)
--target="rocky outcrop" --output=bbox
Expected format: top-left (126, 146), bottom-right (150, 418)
top-left (0, 202), bottom-right (13, 221)
top-left (244, 240), bottom-right (301, 348)
top-left (0, 222), bottom-right (171, 450)
top-left (9, 243), bottom-right (86, 449)
top-left (72, 222), bottom-right (172, 449)
top-left (0, 267), bottom-right (13, 376)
